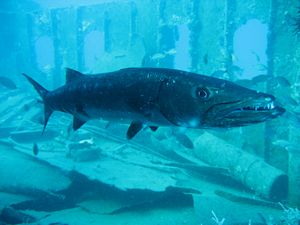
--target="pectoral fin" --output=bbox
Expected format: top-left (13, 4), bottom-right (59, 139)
top-left (73, 117), bottom-right (86, 131)
top-left (127, 121), bottom-right (143, 139)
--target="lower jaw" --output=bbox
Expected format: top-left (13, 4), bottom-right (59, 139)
top-left (221, 111), bottom-right (277, 121)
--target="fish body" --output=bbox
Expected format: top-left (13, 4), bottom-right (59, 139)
top-left (23, 67), bottom-right (285, 139)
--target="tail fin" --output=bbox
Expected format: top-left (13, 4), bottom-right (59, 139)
top-left (22, 73), bottom-right (48, 100)
top-left (22, 73), bottom-right (53, 133)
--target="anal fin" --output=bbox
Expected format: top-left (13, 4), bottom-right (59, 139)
top-left (72, 105), bottom-right (89, 131)
top-left (43, 105), bottom-right (53, 134)
top-left (127, 121), bottom-right (143, 139)
top-left (149, 126), bottom-right (159, 132)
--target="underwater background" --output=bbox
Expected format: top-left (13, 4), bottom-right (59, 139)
top-left (0, 0), bottom-right (300, 224)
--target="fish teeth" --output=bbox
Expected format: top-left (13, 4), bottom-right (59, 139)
top-left (243, 103), bottom-right (275, 111)
top-left (265, 102), bottom-right (275, 110)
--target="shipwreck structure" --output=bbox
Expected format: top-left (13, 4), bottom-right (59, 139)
top-left (0, 0), bottom-right (299, 224)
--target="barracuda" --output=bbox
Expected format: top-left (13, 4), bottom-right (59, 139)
top-left (23, 67), bottom-right (285, 139)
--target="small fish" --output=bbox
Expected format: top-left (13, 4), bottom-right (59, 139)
top-left (274, 76), bottom-right (291, 87)
top-left (231, 53), bottom-right (237, 62)
top-left (82, 20), bottom-right (91, 32)
top-left (235, 79), bottom-right (253, 88)
top-left (114, 54), bottom-right (126, 59)
top-left (251, 74), bottom-right (291, 88)
top-left (33, 143), bottom-right (39, 156)
top-left (164, 48), bottom-right (176, 55)
top-left (251, 51), bottom-right (261, 62)
top-left (0, 76), bottom-right (17, 89)
top-left (151, 53), bottom-right (166, 60)
top-left (211, 69), bottom-right (227, 78)
top-left (272, 139), bottom-right (299, 152)
top-left (272, 139), bottom-right (292, 149)
top-left (43, 64), bottom-right (53, 72)
top-left (251, 74), bottom-right (270, 84)
top-left (281, 96), bottom-right (299, 107)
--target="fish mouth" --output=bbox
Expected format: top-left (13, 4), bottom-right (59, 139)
top-left (204, 97), bottom-right (285, 127)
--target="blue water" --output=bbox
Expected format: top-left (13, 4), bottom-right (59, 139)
top-left (0, 1), bottom-right (299, 225)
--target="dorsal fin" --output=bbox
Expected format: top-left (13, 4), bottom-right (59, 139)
top-left (65, 68), bottom-right (84, 83)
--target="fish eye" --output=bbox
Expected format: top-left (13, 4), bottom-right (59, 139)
top-left (196, 87), bottom-right (210, 99)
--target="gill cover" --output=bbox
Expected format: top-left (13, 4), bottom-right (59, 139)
top-left (158, 78), bottom-right (203, 127)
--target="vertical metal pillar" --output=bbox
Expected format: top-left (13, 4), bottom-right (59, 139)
top-left (104, 11), bottom-right (112, 53)
top-left (224, 0), bottom-right (236, 79)
top-left (264, 0), bottom-right (277, 163)
top-left (157, 0), bottom-right (167, 54)
top-left (51, 9), bottom-right (63, 86)
top-left (157, 0), bottom-right (176, 68)
top-left (188, 0), bottom-right (200, 72)
top-left (130, 1), bottom-right (138, 46)
top-left (26, 13), bottom-right (37, 69)
top-left (288, 150), bottom-right (300, 207)
top-left (76, 6), bottom-right (85, 71)
top-left (0, 2), bottom-right (18, 77)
